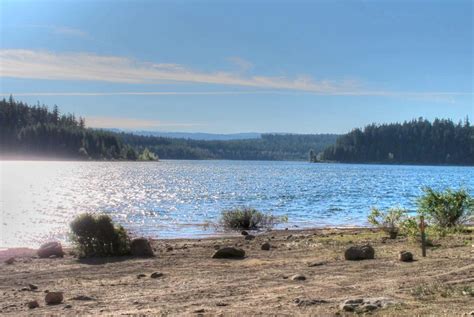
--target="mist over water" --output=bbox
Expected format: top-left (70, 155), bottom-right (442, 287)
top-left (1, 160), bottom-right (473, 248)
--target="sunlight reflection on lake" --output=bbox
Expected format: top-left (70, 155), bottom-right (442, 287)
top-left (1, 160), bottom-right (473, 248)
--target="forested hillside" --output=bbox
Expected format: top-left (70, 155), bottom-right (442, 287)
top-left (0, 97), bottom-right (336, 161)
top-left (121, 133), bottom-right (338, 160)
top-left (0, 97), bottom-right (140, 160)
top-left (321, 118), bottom-right (474, 165)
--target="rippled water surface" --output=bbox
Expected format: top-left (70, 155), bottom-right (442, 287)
top-left (1, 160), bottom-right (473, 248)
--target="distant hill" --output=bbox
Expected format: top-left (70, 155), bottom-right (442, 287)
top-left (130, 131), bottom-right (262, 141)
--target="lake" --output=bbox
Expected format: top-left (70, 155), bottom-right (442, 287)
top-left (1, 160), bottom-right (473, 248)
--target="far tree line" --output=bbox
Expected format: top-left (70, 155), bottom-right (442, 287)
top-left (1, 96), bottom-right (472, 165)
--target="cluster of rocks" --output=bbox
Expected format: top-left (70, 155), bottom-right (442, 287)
top-left (344, 244), bottom-right (414, 262)
top-left (339, 297), bottom-right (397, 313)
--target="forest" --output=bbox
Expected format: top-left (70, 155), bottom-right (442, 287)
top-left (2, 97), bottom-right (472, 165)
top-left (0, 97), bottom-right (144, 160)
top-left (0, 97), bottom-right (336, 161)
top-left (321, 118), bottom-right (474, 165)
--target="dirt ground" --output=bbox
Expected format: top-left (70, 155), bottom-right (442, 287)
top-left (1, 228), bottom-right (473, 316)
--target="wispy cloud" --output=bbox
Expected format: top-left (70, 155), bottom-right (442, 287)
top-left (15, 24), bottom-right (90, 39)
top-left (227, 56), bottom-right (253, 73)
top-left (85, 116), bottom-right (203, 130)
top-left (0, 49), bottom-right (471, 99)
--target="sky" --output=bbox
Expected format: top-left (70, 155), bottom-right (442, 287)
top-left (0, 0), bottom-right (472, 134)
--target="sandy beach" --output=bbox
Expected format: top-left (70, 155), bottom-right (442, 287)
top-left (1, 227), bottom-right (473, 316)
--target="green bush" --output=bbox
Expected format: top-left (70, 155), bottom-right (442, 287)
top-left (220, 207), bottom-right (287, 230)
top-left (417, 187), bottom-right (473, 228)
top-left (70, 213), bottom-right (130, 257)
top-left (368, 207), bottom-right (407, 238)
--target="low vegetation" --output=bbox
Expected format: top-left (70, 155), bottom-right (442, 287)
top-left (417, 187), bottom-right (473, 228)
top-left (220, 207), bottom-right (287, 230)
top-left (70, 213), bottom-right (130, 257)
top-left (368, 207), bottom-right (407, 238)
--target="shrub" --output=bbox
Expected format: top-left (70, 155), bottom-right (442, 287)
top-left (220, 207), bottom-right (287, 230)
top-left (417, 187), bottom-right (474, 228)
top-left (368, 207), bottom-right (407, 238)
top-left (70, 213), bottom-right (130, 257)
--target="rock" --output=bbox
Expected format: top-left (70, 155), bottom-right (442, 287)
top-left (71, 295), bottom-right (95, 301)
top-left (136, 273), bottom-right (146, 279)
top-left (261, 242), bottom-right (271, 250)
top-left (150, 272), bottom-right (163, 279)
top-left (37, 242), bottom-right (64, 259)
top-left (166, 246), bottom-right (173, 252)
top-left (241, 230), bottom-right (249, 236)
top-left (64, 304), bottom-right (72, 309)
top-left (130, 238), bottom-right (154, 257)
top-left (5, 257), bottom-right (15, 265)
top-left (294, 298), bottom-right (328, 307)
top-left (45, 292), bottom-right (64, 305)
top-left (339, 297), bottom-right (397, 313)
top-left (27, 300), bottom-right (39, 309)
top-left (399, 251), bottom-right (414, 262)
top-left (344, 245), bottom-right (375, 261)
top-left (291, 274), bottom-right (306, 281)
top-left (212, 247), bottom-right (245, 259)
top-left (29, 284), bottom-right (38, 291)
top-left (308, 261), bottom-right (327, 267)
top-left (245, 235), bottom-right (255, 241)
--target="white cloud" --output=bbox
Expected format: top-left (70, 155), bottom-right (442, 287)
top-left (227, 56), bottom-right (253, 72)
top-left (0, 49), bottom-right (471, 99)
top-left (0, 49), bottom-right (356, 93)
top-left (52, 26), bottom-right (89, 39)
top-left (85, 116), bottom-right (203, 130)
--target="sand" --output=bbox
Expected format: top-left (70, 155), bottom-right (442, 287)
top-left (1, 228), bottom-right (473, 316)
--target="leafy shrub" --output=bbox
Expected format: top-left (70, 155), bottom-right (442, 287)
top-left (417, 187), bottom-right (473, 228)
top-left (70, 213), bottom-right (130, 257)
top-left (220, 207), bottom-right (287, 230)
top-left (138, 148), bottom-right (158, 161)
top-left (368, 207), bottom-right (407, 238)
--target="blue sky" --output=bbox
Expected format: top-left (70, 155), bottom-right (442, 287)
top-left (1, 0), bottom-right (472, 133)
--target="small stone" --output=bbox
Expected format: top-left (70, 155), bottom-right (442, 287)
top-left (64, 304), bottom-right (72, 309)
top-left (45, 292), bottom-right (63, 305)
top-left (308, 261), bottom-right (326, 267)
top-left (261, 242), bottom-right (271, 250)
top-left (362, 304), bottom-right (379, 312)
top-left (241, 230), bottom-right (249, 236)
top-left (71, 295), bottom-right (95, 301)
top-left (137, 273), bottom-right (146, 279)
top-left (5, 257), bottom-right (15, 265)
top-left (27, 300), bottom-right (39, 309)
top-left (398, 251), bottom-right (414, 262)
top-left (20, 287), bottom-right (29, 291)
top-left (29, 284), bottom-right (38, 290)
top-left (194, 308), bottom-right (205, 313)
top-left (166, 246), bottom-right (173, 252)
top-left (245, 235), bottom-right (255, 241)
top-left (291, 274), bottom-right (306, 281)
top-left (212, 247), bottom-right (245, 259)
top-left (287, 234), bottom-right (293, 240)
top-left (150, 272), bottom-right (163, 279)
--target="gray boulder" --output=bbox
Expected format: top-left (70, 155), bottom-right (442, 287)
top-left (340, 297), bottom-right (397, 313)
top-left (261, 242), bottom-right (271, 250)
top-left (37, 242), bottom-right (64, 258)
top-left (344, 245), bottom-right (375, 261)
top-left (130, 238), bottom-right (154, 257)
top-left (212, 247), bottom-right (245, 259)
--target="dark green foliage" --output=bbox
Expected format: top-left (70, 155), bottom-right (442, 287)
top-left (120, 132), bottom-right (338, 161)
top-left (321, 117), bottom-right (474, 165)
top-left (0, 96), bottom-right (138, 160)
top-left (220, 207), bottom-right (287, 230)
top-left (417, 187), bottom-right (473, 228)
top-left (368, 207), bottom-right (407, 238)
top-left (70, 213), bottom-right (130, 257)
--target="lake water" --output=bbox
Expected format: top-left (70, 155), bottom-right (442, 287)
top-left (1, 160), bottom-right (473, 248)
